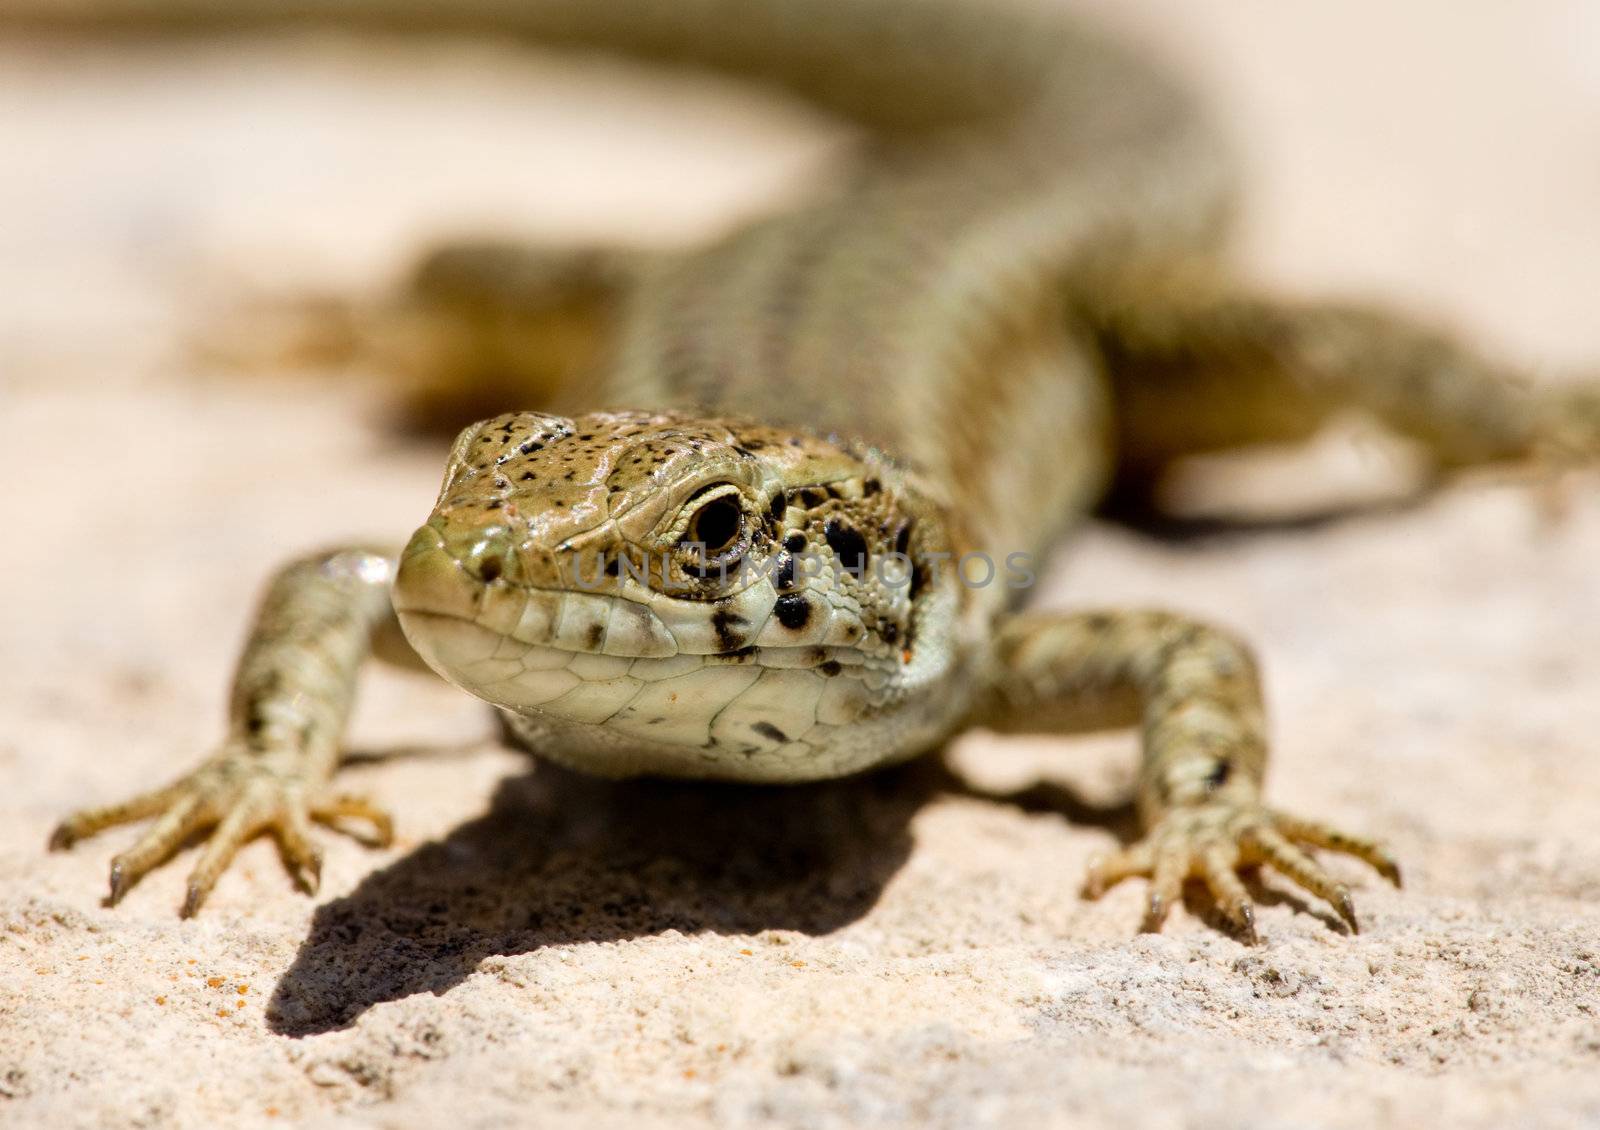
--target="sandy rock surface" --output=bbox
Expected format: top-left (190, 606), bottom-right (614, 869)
top-left (3, 4), bottom-right (1599, 1127)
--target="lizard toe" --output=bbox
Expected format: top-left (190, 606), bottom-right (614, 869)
top-left (309, 792), bottom-right (395, 848)
top-left (1090, 800), bottom-right (1395, 941)
top-left (57, 747), bottom-right (389, 915)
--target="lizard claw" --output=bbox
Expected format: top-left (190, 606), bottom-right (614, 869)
top-left (52, 745), bottom-right (392, 916)
top-left (107, 859), bottom-right (132, 908)
top-left (1084, 800), bottom-right (1396, 942)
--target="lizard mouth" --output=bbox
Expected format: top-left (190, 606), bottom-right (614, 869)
top-left (392, 522), bottom-right (868, 755)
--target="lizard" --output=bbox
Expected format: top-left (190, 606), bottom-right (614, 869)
top-left (30, 0), bottom-right (1599, 941)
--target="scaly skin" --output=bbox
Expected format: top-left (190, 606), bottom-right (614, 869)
top-left (35, 0), bottom-right (1595, 935)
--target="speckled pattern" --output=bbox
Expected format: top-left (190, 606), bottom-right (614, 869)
top-left (395, 409), bottom-right (965, 781)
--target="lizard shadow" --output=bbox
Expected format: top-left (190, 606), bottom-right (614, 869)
top-left (1101, 492), bottom-right (1436, 546)
top-left (266, 755), bottom-right (1134, 1036)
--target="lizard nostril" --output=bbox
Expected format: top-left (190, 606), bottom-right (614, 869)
top-left (453, 532), bottom-right (512, 585)
top-left (475, 554), bottom-right (504, 584)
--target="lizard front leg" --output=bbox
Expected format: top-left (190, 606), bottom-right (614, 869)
top-left (978, 610), bottom-right (1400, 941)
top-left (50, 548), bottom-right (406, 916)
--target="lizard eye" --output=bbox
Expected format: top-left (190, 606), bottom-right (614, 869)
top-left (683, 494), bottom-right (744, 558)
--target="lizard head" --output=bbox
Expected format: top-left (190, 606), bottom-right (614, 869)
top-left (392, 410), bottom-right (967, 779)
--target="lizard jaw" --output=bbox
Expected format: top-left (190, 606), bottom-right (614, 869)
top-left (392, 523), bottom-right (880, 769)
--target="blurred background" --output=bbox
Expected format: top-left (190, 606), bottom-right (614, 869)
top-left (2, 0), bottom-right (1597, 391)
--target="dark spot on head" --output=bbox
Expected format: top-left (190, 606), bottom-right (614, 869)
top-left (795, 488), bottom-right (827, 510)
top-left (586, 623), bottom-right (605, 649)
top-left (602, 556), bottom-right (622, 577)
top-left (773, 553), bottom-right (796, 590)
top-left (881, 622), bottom-right (898, 644)
top-left (1204, 759), bottom-right (1232, 789)
top-left (486, 500), bottom-right (504, 511)
top-left (863, 478), bottom-right (881, 496)
top-left (769, 493), bottom-right (787, 523)
top-left (521, 472), bottom-right (536, 481)
top-left (894, 521), bottom-right (913, 556)
top-left (752, 721), bottom-right (789, 744)
top-left (824, 519), bottom-right (869, 578)
top-left (711, 607), bottom-right (749, 652)
top-left (818, 660), bottom-right (842, 677)
top-left (519, 441), bottom-right (543, 454)
top-left (774, 594), bottom-right (811, 630)
top-left (784, 532), bottom-right (807, 553)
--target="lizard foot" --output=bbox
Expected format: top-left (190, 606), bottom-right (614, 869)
top-left (49, 748), bottom-right (393, 916)
top-left (1082, 801), bottom-right (1400, 943)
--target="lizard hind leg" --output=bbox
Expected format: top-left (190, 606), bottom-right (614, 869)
top-left (385, 239), bottom-right (654, 433)
top-left (1084, 260), bottom-right (1600, 521)
top-left (187, 239), bottom-right (653, 437)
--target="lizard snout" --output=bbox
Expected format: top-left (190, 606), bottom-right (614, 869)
top-left (451, 528), bottom-right (515, 587)
top-left (393, 518), bottom-right (522, 622)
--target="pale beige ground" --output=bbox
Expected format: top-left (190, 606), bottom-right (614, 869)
top-left (3, 4), bottom-right (1600, 1128)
